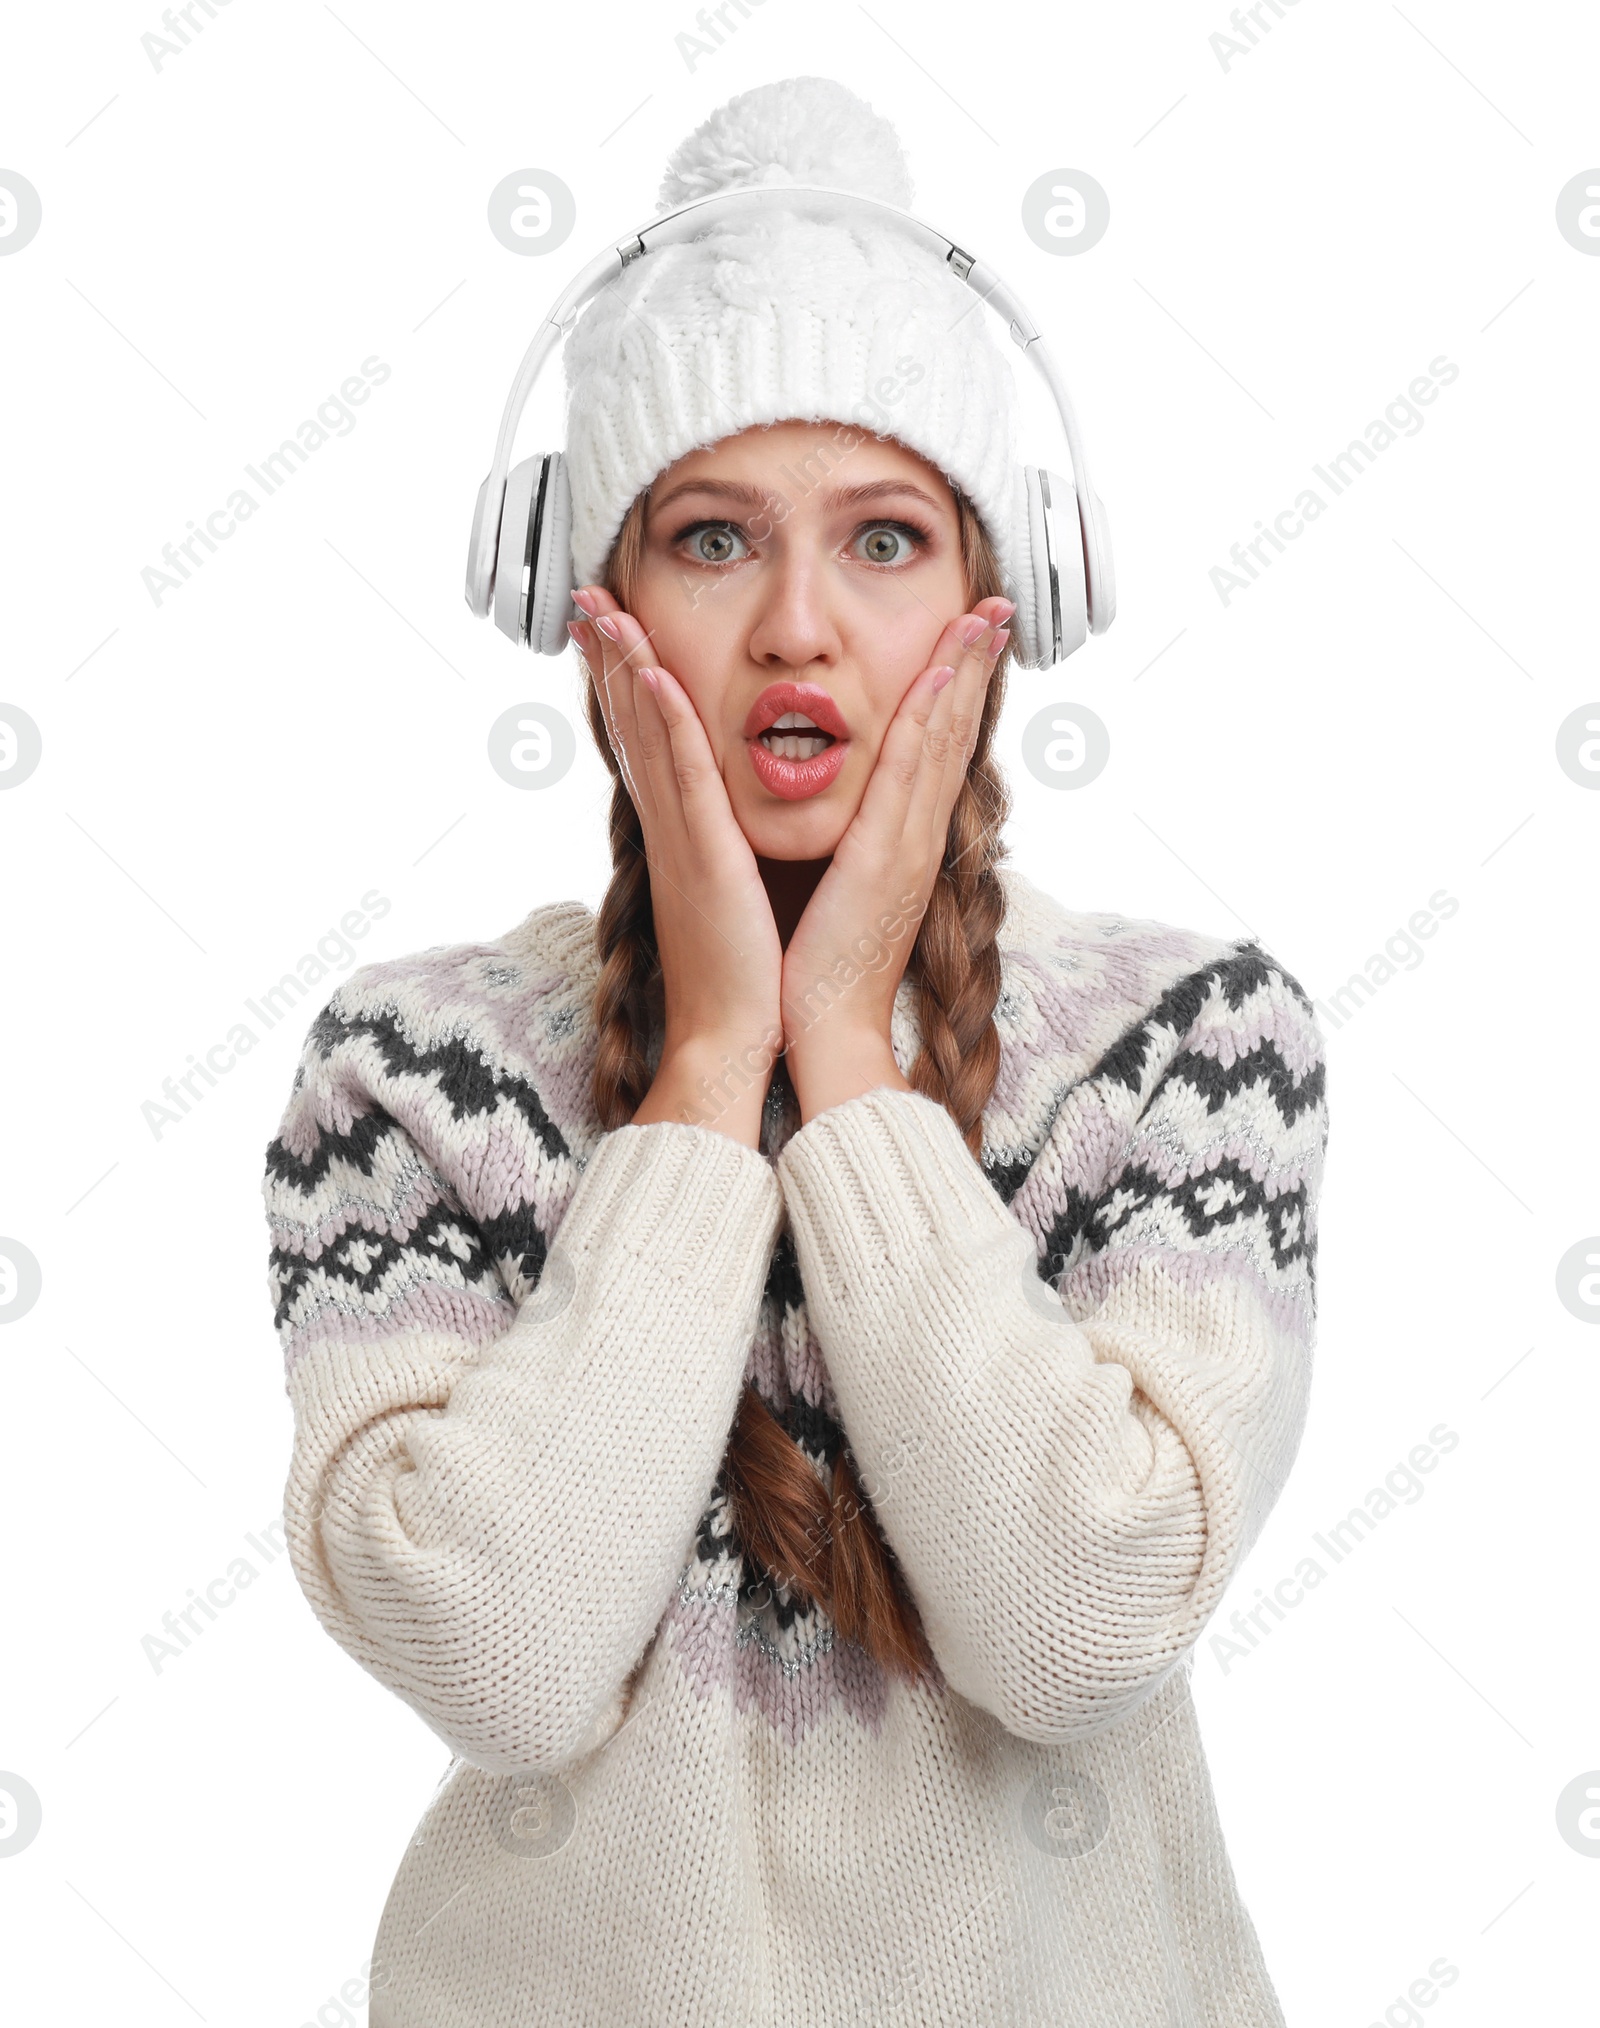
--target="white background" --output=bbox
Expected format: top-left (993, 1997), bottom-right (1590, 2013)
top-left (2, 1), bottom-right (1596, 2021)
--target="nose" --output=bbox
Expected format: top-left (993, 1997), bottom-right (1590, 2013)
top-left (743, 543), bottom-right (843, 671)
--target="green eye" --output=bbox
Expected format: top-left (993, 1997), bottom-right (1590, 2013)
top-left (852, 521), bottom-right (927, 567)
top-left (677, 522), bottom-right (749, 565)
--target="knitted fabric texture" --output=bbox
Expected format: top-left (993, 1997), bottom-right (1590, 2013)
top-left (261, 862), bottom-right (1329, 2028)
top-left (561, 76), bottom-right (1023, 597)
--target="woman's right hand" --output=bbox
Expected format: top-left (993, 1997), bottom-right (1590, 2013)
top-left (571, 585), bottom-right (784, 1083)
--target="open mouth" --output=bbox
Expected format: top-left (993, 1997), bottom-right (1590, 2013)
top-left (743, 683), bottom-right (851, 799)
top-left (756, 713), bottom-right (839, 760)
top-left (744, 682), bottom-right (850, 745)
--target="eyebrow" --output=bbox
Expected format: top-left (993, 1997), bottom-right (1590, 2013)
top-left (649, 476), bottom-right (951, 519)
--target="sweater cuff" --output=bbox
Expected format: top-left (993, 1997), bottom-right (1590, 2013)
top-left (775, 1086), bottom-right (1015, 1287)
top-left (559, 1118), bottom-right (784, 1312)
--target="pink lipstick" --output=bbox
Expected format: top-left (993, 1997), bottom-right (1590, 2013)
top-left (743, 681), bottom-right (851, 802)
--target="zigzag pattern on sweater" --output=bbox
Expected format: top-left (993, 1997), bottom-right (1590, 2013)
top-left (265, 1017), bottom-right (544, 1341)
top-left (1022, 942), bottom-right (1327, 1304)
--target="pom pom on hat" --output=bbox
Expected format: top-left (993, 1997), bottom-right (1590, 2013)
top-left (656, 77), bottom-right (914, 211)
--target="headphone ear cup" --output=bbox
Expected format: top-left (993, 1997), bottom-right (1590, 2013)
top-left (492, 453), bottom-right (573, 652)
top-left (1014, 466), bottom-right (1087, 667)
top-left (491, 454), bottom-right (542, 647)
top-left (1005, 466), bottom-right (1047, 670)
top-left (1085, 486), bottom-right (1115, 635)
top-left (527, 452), bottom-right (573, 656)
top-left (465, 471), bottom-right (497, 619)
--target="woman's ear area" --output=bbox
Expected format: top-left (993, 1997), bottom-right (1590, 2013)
top-left (597, 486), bottom-right (654, 615)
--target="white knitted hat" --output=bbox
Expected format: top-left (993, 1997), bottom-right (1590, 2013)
top-left (562, 77), bottom-right (1023, 598)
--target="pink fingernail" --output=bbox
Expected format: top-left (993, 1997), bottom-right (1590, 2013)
top-left (956, 616), bottom-right (988, 646)
top-left (596, 614), bottom-right (622, 641)
top-left (989, 628), bottom-right (1011, 655)
top-left (930, 665), bottom-right (956, 693)
top-left (572, 588), bottom-right (600, 615)
top-left (639, 667), bottom-right (661, 694)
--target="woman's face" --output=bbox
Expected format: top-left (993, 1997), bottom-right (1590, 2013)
top-left (618, 419), bottom-right (974, 862)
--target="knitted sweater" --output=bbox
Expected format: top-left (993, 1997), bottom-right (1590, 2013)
top-left (261, 860), bottom-right (1328, 2028)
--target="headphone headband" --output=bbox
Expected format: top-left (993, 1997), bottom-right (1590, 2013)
top-left (464, 184), bottom-right (1109, 631)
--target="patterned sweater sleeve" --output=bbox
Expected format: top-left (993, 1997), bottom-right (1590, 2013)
top-left (263, 990), bottom-right (783, 1777)
top-left (775, 945), bottom-right (1328, 1742)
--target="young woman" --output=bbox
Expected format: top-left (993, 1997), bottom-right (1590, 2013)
top-left (263, 80), bottom-right (1328, 2027)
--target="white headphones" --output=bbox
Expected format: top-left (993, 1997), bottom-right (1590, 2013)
top-left (464, 184), bottom-right (1115, 670)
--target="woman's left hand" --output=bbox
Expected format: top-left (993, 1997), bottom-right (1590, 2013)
top-left (780, 596), bottom-right (1012, 1096)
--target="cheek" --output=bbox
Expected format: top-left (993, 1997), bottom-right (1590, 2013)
top-left (627, 587), bottom-right (733, 744)
top-left (874, 621), bottom-right (937, 696)
top-left (669, 664), bottom-right (729, 751)
top-left (857, 566), bottom-right (967, 699)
